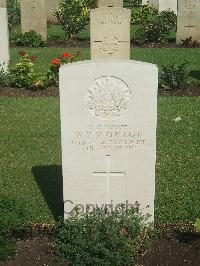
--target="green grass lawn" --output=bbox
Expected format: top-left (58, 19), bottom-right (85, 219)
top-left (10, 47), bottom-right (200, 83)
top-left (0, 97), bottom-right (199, 224)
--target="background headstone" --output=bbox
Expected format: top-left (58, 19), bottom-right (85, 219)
top-left (148, 0), bottom-right (177, 14)
top-left (142, 0), bottom-right (149, 5)
top-left (159, 0), bottom-right (177, 14)
top-left (60, 60), bottom-right (158, 221)
top-left (98, 0), bottom-right (123, 7)
top-left (46, 0), bottom-right (59, 23)
top-left (148, 0), bottom-right (159, 10)
top-left (176, 0), bottom-right (200, 43)
top-left (20, 0), bottom-right (47, 41)
top-left (90, 8), bottom-right (131, 59)
top-left (0, 0), bottom-right (9, 71)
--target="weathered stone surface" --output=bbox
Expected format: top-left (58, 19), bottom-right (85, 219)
top-left (46, 0), bottom-right (59, 22)
top-left (148, 0), bottom-right (159, 10)
top-left (60, 60), bottom-right (158, 221)
top-left (142, 0), bottom-right (149, 5)
top-left (90, 8), bottom-right (131, 60)
top-left (98, 0), bottom-right (123, 7)
top-left (159, 0), bottom-right (177, 14)
top-left (0, 2), bottom-right (9, 71)
top-left (20, 0), bottom-right (47, 41)
top-left (0, 0), bottom-right (6, 8)
top-left (177, 0), bottom-right (200, 43)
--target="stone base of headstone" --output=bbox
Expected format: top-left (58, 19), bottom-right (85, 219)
top-left (60, 60), bottom-right (158, 222)
top-left (0, 2), bottom-right (9, 71)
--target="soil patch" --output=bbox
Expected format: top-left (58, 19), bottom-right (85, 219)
top-left (1, 224), bottom-right (200, 266)
top-left (0, 85), bottom-right (199, 98)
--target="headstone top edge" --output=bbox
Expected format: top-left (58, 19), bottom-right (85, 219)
top-left (60, 60), bottom-right (158, 70)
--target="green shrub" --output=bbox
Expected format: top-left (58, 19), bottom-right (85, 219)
top-left (54, 207), bottom-right (154, 265)
top-left (16, 31), bottom-right (45, 47)
top-left (179, 37), bottom-right (200, 48)
top-left (133, 10), bottom-right (176, 44)
top-left (10, 51), bottom-right (38, 89)
top-left (160, 61), bottom-right (189, 90)
top-left (194, 218), bottom-right (200, 233)
top-left (131, 5), bottom-right (158, 25)
top-left (124, 0), bottom-right (142, 7)
top-left (54, 0), bottom-right (88, 42)
top-left (0, 196), bottom-right (29, 261)
top-left (0, 65), bottom-right (10, 88)
top-left (7, 0), bottom-right (21, 30)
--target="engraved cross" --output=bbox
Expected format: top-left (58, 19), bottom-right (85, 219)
top-left (93, 155), bottom-right (125, 203)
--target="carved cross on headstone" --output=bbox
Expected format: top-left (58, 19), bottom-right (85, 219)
top-left (93, 155), bottom-right (125, 203)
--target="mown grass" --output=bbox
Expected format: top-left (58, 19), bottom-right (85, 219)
top-left (0, 97), bottom-right (199, 223)
top-left (10, 47), bottom-right (200, 83)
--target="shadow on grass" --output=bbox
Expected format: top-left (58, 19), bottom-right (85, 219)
top-left (189, 70), bottom-right (200, 80)
top-left (32, 165), bottom-right (63, 221)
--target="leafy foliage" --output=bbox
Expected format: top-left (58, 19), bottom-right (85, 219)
top-left (10, 52), bottom-right (38, 89)
top-left (0, 196), bottom-right (29, 261)
top-left (54, 207), bottom-right (154, 265)
top-left (133, 10), bottom-right (176, 44)
top-left (160, 61), bottom-right (190, 89)
top-left (7, 0), bottom-right (21, 30)
top-left (16, 31), bottom-right (45, 48)
top-left (131, 5), bottom-right (158, 25)
top-left (54, 0), bottom-right (88, 41)
top-left (194, 218), bottom-right (200, 233)
top-left (179, 37), bottom-right (200, 48)
top-left (0, 65), bottom-right (10, 88)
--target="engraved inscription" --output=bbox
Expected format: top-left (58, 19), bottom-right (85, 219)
top-left (71, 124), bottom-right (146, 152)
top-left (99, 35), bottom-right (120, 55)
top-left (86, 76), bottom-right (132, 120)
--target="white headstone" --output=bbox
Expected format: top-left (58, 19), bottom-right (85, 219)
top-left (176, 0), bottom-right (200, 43)
top-left (0, 0), bottom-right (9, 71)
top-left (20, 0), bottom-right (47, 41)
top-left (142, 0), bottom-right (149, 5)
top-left (159, 0), bottom-right (177, 14)
top-left (60, 60), bottom-right (158, 221)
top-left (148, 0), bottom-right (177, 14)
top-left (90, 8), bottom-right (131, 60)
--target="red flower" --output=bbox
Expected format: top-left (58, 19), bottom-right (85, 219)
top-left (51, 58), bottom-right (61, 65)
top-left (76, 50), bottom-right (81, 56)
top-left (29, 55), bottom-right (37, 62)
top-left (62, 52), bottom-right (71, 58)
top-left (19, 50), bottom-right (26, 56)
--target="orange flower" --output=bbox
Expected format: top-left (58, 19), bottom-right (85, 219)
top-left (51, 58), bottom-right (61, 65)
top-left (29, 55), bottom-right (37, 61)
top-left (19, 50), bottom-right (26, 56)
top-left (62, 52), bottom-right (71, 58)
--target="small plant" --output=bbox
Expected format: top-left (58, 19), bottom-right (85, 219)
top-left (7, 0), bottom-right (21, 30)
top-left (160, 61), bottom-right (190, 90)
top-left (0, 196), bottom-right (29, 261)
top-left (16, 31), bottom-right (45, 47)
top-left (54, 206), bottom-right (154, 265)
top-left (133, 10), bottom-right (176, 44)
top-left (180, 37), bottom-right (200, 48)
top-left (131, 5), bottom-right (158, 25)
top-left (10, 51), bottom-right (39, 89)
top-left (45, 50), bottom-right (81, 86)
top-left (194, 218), bottom-right (200, 233)
top-left (0, 64), bottom-right (10, 88)
top-left (54, 0), bottom-right (88, 42)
